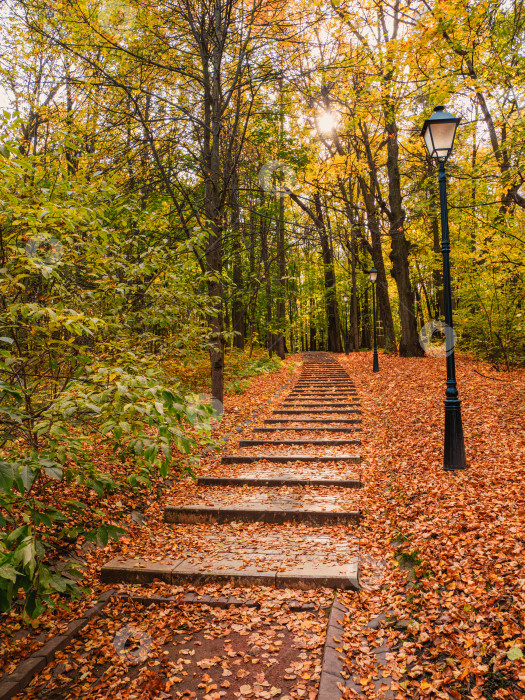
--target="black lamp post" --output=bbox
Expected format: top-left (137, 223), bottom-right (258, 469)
top-left (343, 292), bottom-right (349, 355)
top-left (421, 105), bottom-right (466, 471)
top-left (369, 268), bottom-right (379, 373)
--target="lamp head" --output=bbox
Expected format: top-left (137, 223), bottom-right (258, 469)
top-left (369, 267), bottom-right (378, 283)
top-left (343, 292), bottom-right (349, 303)
top-left (420, 106), bottom-right (461, 162)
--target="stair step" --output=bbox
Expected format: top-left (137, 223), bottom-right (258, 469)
top-left (290, 388), bottom-right (357, 392)
top-left (101, 556), bottom-right (359, 590)
top-left (294, 385), bottom-right (355, 389)
top-left (164, 504), bottom-right (360, 526)
top-left (273, 409), bottom-right (361, 415)
top-left (238, 439), bottom-right (361, 446)
top-left (255, 427), bottom-right (361, 433)
top-left (290, 386), bottom-right (356, 389)
top-left (221, 454), bottom-right (361, 464)
top-left (198, 476), bottom-right (361, 488)
top-left (286, 396), bottom-right (358, 400)
top-left (264, 418), bottom-right (362, 424)
top-left (282, 403), bottom-right (361, 407)
top-left (296, 378), bottom-right (354, 381)
top-left (295, 382), bottom-right (355, 386)
top-left (287, 389), bottom-right (358, 399)
top-left (284, 400), bottom-right (359, 403)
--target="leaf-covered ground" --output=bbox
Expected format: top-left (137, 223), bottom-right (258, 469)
top-left (2, 351), bottom-right (524, 700)
top-left (19, 595), bottom-right (327, 699)
top-left (336, 352), bottom-right (525, 699)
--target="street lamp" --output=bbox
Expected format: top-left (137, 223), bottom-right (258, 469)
top-left (368, 268), bottom-right (379, 373)
top-left (421, 105), bottom-right (466, 471)
top-left (343, 292), bottom-right (349, 355)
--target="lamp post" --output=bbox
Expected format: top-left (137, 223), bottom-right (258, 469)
top-left (368, 268), bottom-right (379, 373)
top-left (343, 292), bottom-right (349, 355)
top-left (421, 105), bottom-right (466, 471)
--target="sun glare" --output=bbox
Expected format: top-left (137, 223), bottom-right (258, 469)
top-left (317, 111), bottom-right (338, 133)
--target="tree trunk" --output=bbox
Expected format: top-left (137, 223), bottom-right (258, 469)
top-left (203, 7), bottom-right (225, 401)
top-left (309, 298), bottom-right (317, 351)
top-left (349, 236), bottom-right (359, 351)
top-left (384, 111), bottom-right (424, 357)
top-left (275, 193), bottom-right (286, 359)
top-left (261, 219), bottom-right (273, 357)
top-left (361, 287), bottom-right (371, 348)
top-left (230, 169), bottom-right (245, 350)
top-left (314, 194), bottom-right (342, 353)
top-left (358, 176), bottom-right (397, 352)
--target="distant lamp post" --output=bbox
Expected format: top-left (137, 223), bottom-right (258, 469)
top-left (368, 268), bottom-right (379, 373)
top-left (343, 292), bottom-right (349, 355)
top-left (421, 105), bottom-right (466, 471)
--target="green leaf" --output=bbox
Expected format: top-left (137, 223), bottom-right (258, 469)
top-left (84, 529), bottom-right (98, 542)
top-left (43, 465), bottom-right (63, 480)
top-left (0, 564), bottom-right (18, 584)
top-left (49, 574), bottom-right (68, 593)
top-left (34, 512), bottom-right (53, 527)
top-left (25, 591), bottom-right (45, 619)
top-left (17, 537), bottom-right (37, 578)
top-left (507, 647), bottom-right (523, 661)
top-left (86, 478), bottom-right (104, 497)
top-left (97, 526), bottom-right (109, 546)
top-left (17, 465), bottom-right (37, 492)
top-left (0, 461), bottom-right (14, 491)
top-left (105, 525), bottom-right (126, 541)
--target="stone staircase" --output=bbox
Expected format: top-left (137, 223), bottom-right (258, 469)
top-left (101, 352), bottom-right (362, 591)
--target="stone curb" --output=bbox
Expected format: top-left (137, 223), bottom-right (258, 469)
top-left (0, 589), bottom-right (116, 700)
top-left (318, 593), bottom-right (348, 700)
top-left (319, 606), bottom-right (398, 700)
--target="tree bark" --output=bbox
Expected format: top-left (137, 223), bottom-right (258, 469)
top-left (275, 193), bottom-right (286, 359)
top-left (203, 3), bottom-right (225, 402)
top-left (384, 110), bottom-right (424, 356)
top-left (230, 169), bottom-right (245, 350)
top-left (357, 175), bottom-right (397, 353)
top-left (350, 235), bottom-right (359, 350)
top-left (260, 217), bottom-right (273, 357)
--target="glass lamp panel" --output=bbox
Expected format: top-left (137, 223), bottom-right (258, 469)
top-left (424, 128), bottom-right (434, 157)
top-left (369, 269), bottom-right (378, 283)
top-left (428, 120), bottom-right (457, 157)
